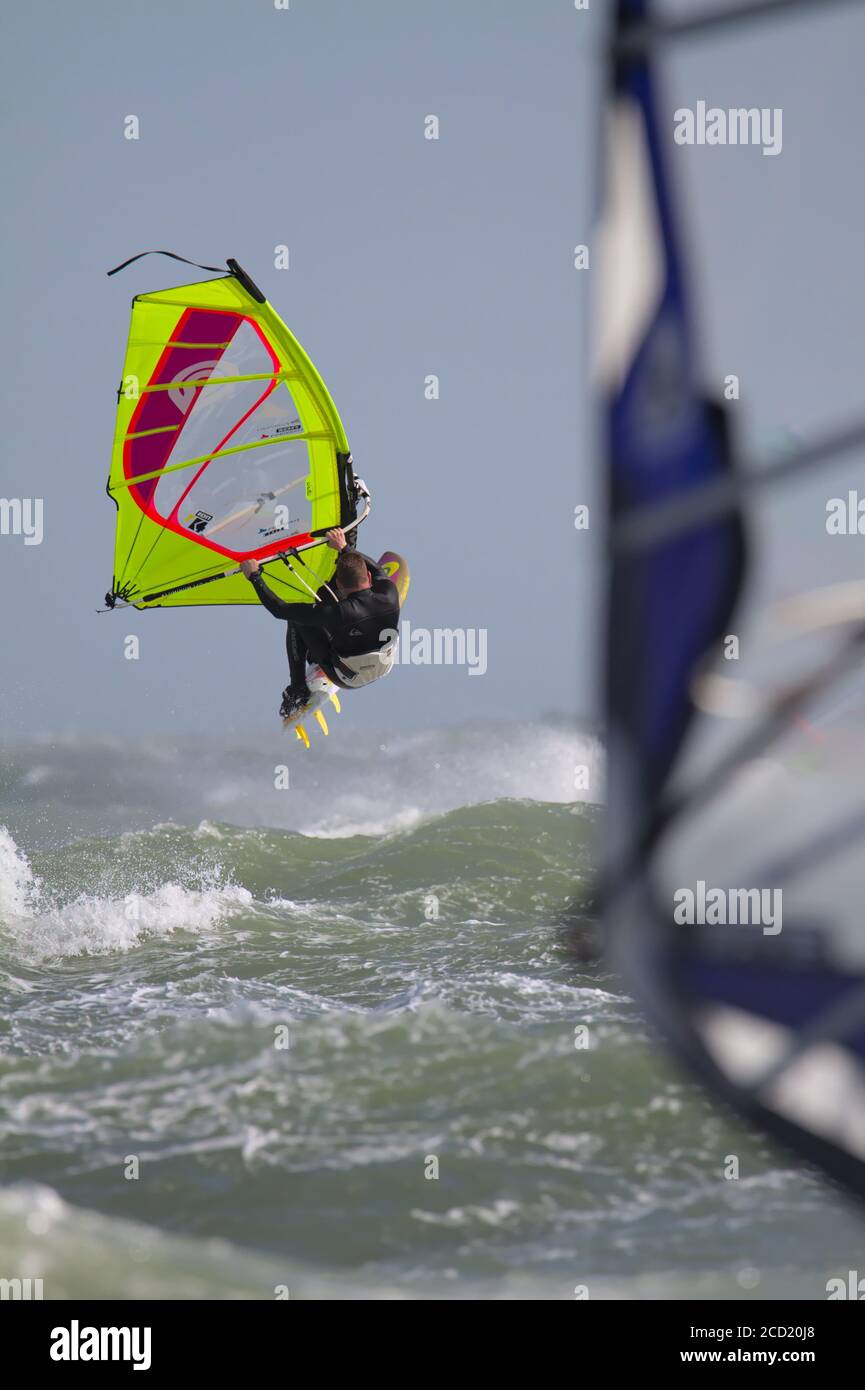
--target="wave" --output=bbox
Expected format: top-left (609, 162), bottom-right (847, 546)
top-left (0, 824), bottom-right (41, 919)
top-left (8, 1182), bottom-right (785, 1299)
top-left (0, 798), bottom-right (596, 963)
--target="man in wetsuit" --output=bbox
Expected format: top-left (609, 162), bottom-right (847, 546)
top-left (240, 527), bottom-right (401, 719)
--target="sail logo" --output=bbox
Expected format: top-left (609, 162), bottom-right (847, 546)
top-left (50, 1321), bottom-right (151, 1371)
top-left (259, 419), bottom-right (303, 438)
top-left (673, 881), bottom-right (782, 936)
top-left (167, 359), bottom-right (221, 413)
top-left (674, 102), bottom-right (783, 157)
top-left (826, 1271), bottom-right (865, 1299)
top-left (0, 497), bottom-right (43, 545)
top-left (186, 510), bottom-right (213, 534)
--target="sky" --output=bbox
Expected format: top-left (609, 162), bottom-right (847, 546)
top-left (1, 0), bottom-right (864, 739)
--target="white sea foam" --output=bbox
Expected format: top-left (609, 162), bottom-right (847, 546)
top-left (0, 825), bottom-right (41, 921)
top-left (39, 883), bottom-right (252, 960)
top-left (0, 827), bottom-right (252, 959)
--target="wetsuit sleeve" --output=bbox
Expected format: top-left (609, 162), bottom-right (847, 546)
top-left (247, 572), bottom-right (332, 627)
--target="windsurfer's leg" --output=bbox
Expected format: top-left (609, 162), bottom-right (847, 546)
top-left (285, 622), bottom-right (311, 693)
top-left (291, 626), bottom-right (350, 688)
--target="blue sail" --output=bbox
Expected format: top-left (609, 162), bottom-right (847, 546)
top-left (603, 0), bottom-right (865, 1200)
top-left (607, 0), bottom-right (745, 850)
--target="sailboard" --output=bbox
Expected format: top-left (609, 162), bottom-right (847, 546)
top-left (602, 0), bottom-right (865, 1203)
top-left (103, 254), bottom-right (368, 611)
top-left (282, 666), bottom-right (342, 750)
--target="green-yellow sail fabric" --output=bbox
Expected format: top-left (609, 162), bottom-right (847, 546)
top-left (106, 264), bottom-right (354, 609)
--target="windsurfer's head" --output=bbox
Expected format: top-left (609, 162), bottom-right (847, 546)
top-left (335, 551), bottom-right (371, 594)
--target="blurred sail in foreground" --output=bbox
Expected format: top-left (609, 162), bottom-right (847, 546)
top-left (602, 0), bottom-right (865, 1198)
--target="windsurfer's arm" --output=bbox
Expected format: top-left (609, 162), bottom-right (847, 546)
top-left (245, 570), bottom-right (293, 619)
top-left (242, 564), bottom-right (332, 626)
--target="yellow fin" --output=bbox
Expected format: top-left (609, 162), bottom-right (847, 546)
top-left (314, 709), bottom-right (329, 736)
top-left (295, 724), bottom-right (310, 748)
top-left (329, 692), bottom-right (341, 712)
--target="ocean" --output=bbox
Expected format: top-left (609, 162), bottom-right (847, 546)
top-left (0, 721), bottom-right (860, 1299)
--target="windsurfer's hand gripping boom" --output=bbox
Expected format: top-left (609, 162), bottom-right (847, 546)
top-left (239, 529), bottom-right (347, 582)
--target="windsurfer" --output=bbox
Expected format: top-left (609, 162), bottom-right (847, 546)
top-left (240, 528), bottom-right (401, 718)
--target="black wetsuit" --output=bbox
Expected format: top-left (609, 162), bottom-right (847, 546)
top-left (247, 553), bottom-right (400, 691)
